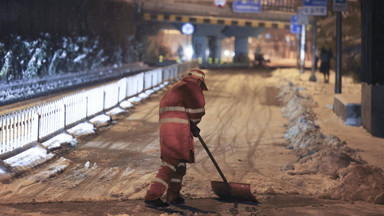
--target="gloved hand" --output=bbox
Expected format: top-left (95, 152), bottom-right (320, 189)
top-left (190, 124), bottom-right (200, 137)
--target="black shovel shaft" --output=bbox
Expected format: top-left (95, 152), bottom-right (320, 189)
top-left (197, 134), bottom-right (229, 184)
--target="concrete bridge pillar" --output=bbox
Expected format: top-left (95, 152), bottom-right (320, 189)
top-left (192, 35), bottom-right (208, 63)
top-left (234, 36), bottom-right (249, 63)
top-left (208, 36), bottom-right (222, 63)
top-left (222, 26), bottom-right (264, 63)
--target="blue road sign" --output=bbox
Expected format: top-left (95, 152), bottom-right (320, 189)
top-left (233, 0), bottom-right (262, 13)
top-left (290, 15), bottom-right (302, 34)
top-left (302, 0), bottom-right (327, 16)
top-left (333, 0), bottom-right (348, 11)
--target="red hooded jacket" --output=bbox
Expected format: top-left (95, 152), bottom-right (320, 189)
top-left (159, 71), bottom-right (206, 163)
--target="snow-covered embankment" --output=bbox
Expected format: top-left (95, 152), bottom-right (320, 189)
top-left (277, 79), bottom-right (384, 204)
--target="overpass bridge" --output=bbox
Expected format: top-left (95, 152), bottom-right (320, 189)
top-left (138, 0), bottom-right (296, 63)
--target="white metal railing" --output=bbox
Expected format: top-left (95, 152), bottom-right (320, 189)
top-left (37, 101), bottom-right (65, 139)
top-left (0, 61), bottom-right (199, 159)
top-left (0, 109), bottom-right (38, 155)
top-left (63, 92), bottom-right (87, 127)
top-left (86, 87), bottom-right (104, 118)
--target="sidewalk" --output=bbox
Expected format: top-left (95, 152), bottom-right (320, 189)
top-left (274, 68), bottom-right (384, 170)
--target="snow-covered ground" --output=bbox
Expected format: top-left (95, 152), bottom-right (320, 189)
top-left (272, 68), bottom-right (384, 204)
top-left (1, 67), bottom-right (384, 215)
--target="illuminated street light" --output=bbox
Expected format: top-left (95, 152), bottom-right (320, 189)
top-left (185, 45), bottom-right (193, 60)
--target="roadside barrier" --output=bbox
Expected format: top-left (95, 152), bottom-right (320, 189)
top-left (0, 61), bottom-right (198, 161)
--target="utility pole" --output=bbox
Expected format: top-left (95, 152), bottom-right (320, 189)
top-left (333, 0), bottom-right (348, 93)
top-left (335, 11), bottom-right (342, 93)
top-left (309, 16), bottom-right (317, 82)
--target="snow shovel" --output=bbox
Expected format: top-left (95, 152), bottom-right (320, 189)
top-left (197, 134), bottom-right (257, 202)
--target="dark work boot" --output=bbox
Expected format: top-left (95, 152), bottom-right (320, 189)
top-left (169, 195), bottom-right (185, 205)
top-left (144, 198), bottom-right (170, 208)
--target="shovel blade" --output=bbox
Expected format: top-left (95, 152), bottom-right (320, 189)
top-left (211, 181), bottom-right (258, 202)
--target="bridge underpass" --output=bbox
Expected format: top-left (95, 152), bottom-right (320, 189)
top-left (138, 0), bottom-right (294, 64)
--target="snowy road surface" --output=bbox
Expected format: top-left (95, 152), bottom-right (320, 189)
top-left (1, 68), bottom-right (384, 215)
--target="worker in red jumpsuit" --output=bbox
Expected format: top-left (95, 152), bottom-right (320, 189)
top-left (144, 69), bottom-right (208, 208)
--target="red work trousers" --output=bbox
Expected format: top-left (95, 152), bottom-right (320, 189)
top-left (144, 158), bottom-right (186, 202)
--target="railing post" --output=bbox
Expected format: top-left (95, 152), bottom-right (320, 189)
top-left (125, 78), bottom-right (129, 99)
top-left (86, 96), bottom-right (89, 119)
top-left (117, 86), bottom-right (120, 105)
top-left (0, 116), bottom-right (3, 154)
top-left (6, 117), bottom-right (9, 152)
top-left (16, 113), bottom-right (20, 148)
top-left (137, 79), bottom-right (139, 95)
top-left (103, 91), bottom-right (106, 112)
top-left (63, 103), bottom-right (67, 131)
top-left (36, 113), bottom-right (41, 143)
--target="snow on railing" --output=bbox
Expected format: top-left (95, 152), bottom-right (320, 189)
top-left (0, 61), bottom-right (198, 159)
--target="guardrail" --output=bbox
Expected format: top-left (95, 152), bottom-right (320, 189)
top-left (0, 61), bottom-right (198, 160)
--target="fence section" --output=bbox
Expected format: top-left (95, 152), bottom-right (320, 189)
top-left (37, 101), bottom-right (65, 141)
top-left (0, 109), bottom-right (38, 158)
top-left (0, 61), bottom-right (198, 159)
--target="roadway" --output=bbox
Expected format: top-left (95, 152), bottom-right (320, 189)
top-left (1, 67), bottom-right (384, 215)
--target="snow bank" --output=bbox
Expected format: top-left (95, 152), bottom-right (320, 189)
top-left (106, 107), bottom-right (126, 116)
top-left (42, 133), bottom-right (77, 150)
top-left (128, 96), bottom-right (143, 103)
top-left (67, 122), bottom-right (95, 136)
top-left (4, 146), bottom-right (55, 171)
top-left (277, 79), bottom-right (384, 204)
top-left (120, 100), bottom-right (134, 109)
top-left (0, 167), bottom-right (6, 174)
top-left (325, 164), bottom-right (384, 204)
top-left (89, 114), bottom-right (111, 127)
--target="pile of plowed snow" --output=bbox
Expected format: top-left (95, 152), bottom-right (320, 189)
top-left (277, 79), bottom-right (384, 204)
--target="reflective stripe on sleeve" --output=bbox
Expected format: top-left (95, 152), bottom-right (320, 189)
top-left (161, 161), bottom-right (176, 171)
top-left (159, 106), bottom-right (205, 114)
top-left (186, 107), bottom-right (205, 114)
top-left (154, 177), bottom-right (168, 187)
top-left (159, 106), bottom-right (186, 113)
top-left (159, 118), bottom-right (189, 125)
top-left (177, 162), bottom-right (186, 167)
top-left (190, 118), bottom-right (201, 123)
top-left (170, 178), bottom-right (182, 183)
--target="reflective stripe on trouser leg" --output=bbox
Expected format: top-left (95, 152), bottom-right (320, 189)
top-left (144, 162), bottom-right (176, 201)
top-left (167, 162), bottom-right (187, 202)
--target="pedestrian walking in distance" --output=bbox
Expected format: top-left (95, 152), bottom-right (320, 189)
top-left (319, 47), bottom-right (333, 83)
top-left (144, 69), bottom-right (208, 208)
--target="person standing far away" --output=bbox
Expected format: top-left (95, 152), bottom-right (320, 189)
top-left (315, 48), bottom-right (320, 71)
top-left (177, 44), bottom-right (184, 62)
top-left (144, 69), bottom-right (208, 208)
top-left (319, 46), bottom-right (333, 83)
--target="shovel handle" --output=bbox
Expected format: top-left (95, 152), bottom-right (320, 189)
top-left (197, 134), bottom-right (229, 185)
